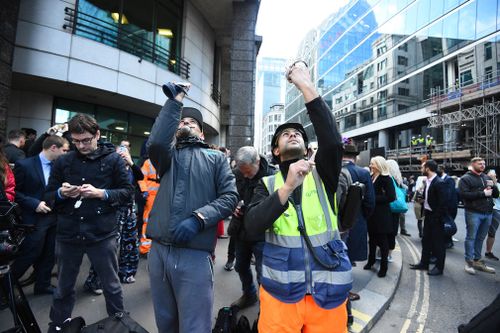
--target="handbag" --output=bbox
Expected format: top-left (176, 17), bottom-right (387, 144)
top-left (390, 177), bottom-right (408, 213)
top-left (81, 312), bottom-right (149, 333)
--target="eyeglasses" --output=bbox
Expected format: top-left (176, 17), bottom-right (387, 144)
top-left (71, 136), bottom-right (94, 145)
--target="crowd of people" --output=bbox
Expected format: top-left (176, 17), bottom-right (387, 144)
top-left (0, 63), bottom-right (498, 333)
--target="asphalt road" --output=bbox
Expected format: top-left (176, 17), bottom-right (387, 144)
top-left (371, 205), bottom-right (500, 333)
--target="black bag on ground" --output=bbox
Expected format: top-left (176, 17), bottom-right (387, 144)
top-left (457, 293), bottom-right (500, 333)
top-left (236, 315), bottom-right (252, 333)
top-left (81, 312), bottom-right (149, 333)
top-left (60, 317), bottom-right (86, 333)
top-left (212, 306), bottom-right (237, 333)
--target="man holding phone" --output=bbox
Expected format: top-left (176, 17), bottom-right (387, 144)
top-left (459, 157), bottom-right (499, 275)
top-left (45, 114), bottom-right (134, 332)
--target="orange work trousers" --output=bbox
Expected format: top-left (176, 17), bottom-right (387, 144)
top-left (258, 286), bottom-right (347, 333)
top-left (139, 192), bottom-right (157, 254)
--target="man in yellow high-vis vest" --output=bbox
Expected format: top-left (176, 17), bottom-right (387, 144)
top-left (245, 63), bottom-right (352, 333)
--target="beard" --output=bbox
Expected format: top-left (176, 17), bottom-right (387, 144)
top-left (176, 126), bottom-right (196, 139)
top-left (281, 143), bottom-right (306, 160)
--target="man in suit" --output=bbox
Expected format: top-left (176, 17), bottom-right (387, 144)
top-left (438, 165), bottom-right (458, 248)
top-left (410, 160), bottom-right (449, 276)
top-left (11, 135), bottom-right (69, 294)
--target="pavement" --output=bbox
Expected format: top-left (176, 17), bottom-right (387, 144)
top-left (0, 222), bottom-right (404, 332)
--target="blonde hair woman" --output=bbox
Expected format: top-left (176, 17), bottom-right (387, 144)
top-left (364, 156), bottom-right (396, 277)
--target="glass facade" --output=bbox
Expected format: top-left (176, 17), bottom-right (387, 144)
top-left (53, 98), bottom-right (153, 159)
top-left (285, 0), bottom-right (500, 149)
top-left (71, 0), bottom-right (186, 77)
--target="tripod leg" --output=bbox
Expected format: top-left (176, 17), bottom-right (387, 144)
top-left (12, 274), bottom-right (42, 333)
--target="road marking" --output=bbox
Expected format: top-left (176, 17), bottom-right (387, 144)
top-left (399, 235), bottom-right (422, 333)
top-left (352, 308), bottom-right (371, 323)
top-left (349, 321), bottom-right (363, 332)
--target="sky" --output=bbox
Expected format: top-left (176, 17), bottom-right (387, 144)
top-left (256, 0), bottom-right (349, 60)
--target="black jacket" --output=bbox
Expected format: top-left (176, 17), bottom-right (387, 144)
top-left (423, 176), bottom-right (448, 220)
top-left (245, 97), bottom-right (343, 237)
top-left (230, 156), bottom-right (276, 241)
top-left (4, 143), bottom-right (25, 163)
top-left (368, 175), bottom-right (396, 234)
top-left (459, 171), bottom-right (499, 213)
top-left (44, 142), bottom-right (134, 242)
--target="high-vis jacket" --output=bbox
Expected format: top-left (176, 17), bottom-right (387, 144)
top-left (262, 169), bottom-right (352, 310)
top-left (138, 158), bottom-right (159, 254)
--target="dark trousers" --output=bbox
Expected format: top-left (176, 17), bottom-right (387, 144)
top-left (367, 232), bottom-right (389, 273)
top-left (11, 217), bottom-right (56, 290)
top-left (420, 210), bottom-right (446, 271)
top-left (235, 240), bottom-right (264, 295)
top-left (388, 213), bottom-right (400, 250)
top-left (227, 236), bottom-right (236, 259)
top-left (49, 237), bottom-right (123, 326)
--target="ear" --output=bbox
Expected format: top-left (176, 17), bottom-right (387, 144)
top-left (200, 132), bottom-right (205, 140)
top-left (95, 129), bottom-right (101, 141)
top-left (273, 146), bottom-right (280, 157)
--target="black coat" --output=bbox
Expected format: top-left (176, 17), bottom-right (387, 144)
top-left (4, 143), bottom-right (25, 163)
top-left (44, 142), bottom-right (134, 243)
top-left (368, 175), bottom-right (396, 234)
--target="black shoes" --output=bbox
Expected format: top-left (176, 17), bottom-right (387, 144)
top-left (400, 230), bottom-right (411, 237)
top-left (427, 267), bottom-right (443, 276)
top-left (409, 263), bottom-right (428, 270)
top-left (485, 252), bottom-right (500, 261)
top-left (224, 257), bottom-right (235, 271)
top-left (162, 82), bottom-right (190, 99)
top-left (34, 285), bottom-right (56, 295)
top-left (19, 271), bottom-right (36, 287)
top-left (231, 293), bottom-right (258, 310)
top-left (363, 262), bottom-right (374, 270)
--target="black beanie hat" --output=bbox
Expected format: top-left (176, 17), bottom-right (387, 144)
top-left (181, 107), bottom-right (203, 132)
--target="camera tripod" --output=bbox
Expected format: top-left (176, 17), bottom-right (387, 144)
top-left (0, 264), bottom-right (41, 333)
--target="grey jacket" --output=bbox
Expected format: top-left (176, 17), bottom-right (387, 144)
top-left (146, 98), bottom-right (238, 252)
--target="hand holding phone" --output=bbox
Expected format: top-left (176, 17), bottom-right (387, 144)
top-left (61, 182), bottom-right (81, 198)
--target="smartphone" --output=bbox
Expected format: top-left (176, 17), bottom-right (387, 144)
top-left (118, 145), bottom-right (127, 153)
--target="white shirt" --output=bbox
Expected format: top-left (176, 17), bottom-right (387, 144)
top-left (424, 174), bottom-right (437, 211)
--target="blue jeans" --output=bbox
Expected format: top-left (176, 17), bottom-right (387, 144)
top-left (149, 242), bottom-right (214, 333)
top-left (235, 240), bottom-right (264, 295)
top-left (464, 210), bottom-right (492, 261)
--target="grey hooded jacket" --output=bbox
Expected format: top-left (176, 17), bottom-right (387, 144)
top-left (146, 98), bottom-right (238, 252)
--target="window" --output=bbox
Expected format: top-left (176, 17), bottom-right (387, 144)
top-left (377, 45), bottom-right (387, 56)
top-left (398, 87), bottom-right (410, 96)
top-left (378, 74), bottom-right (387, 86)
top-left (398, 104), bottom-right (408, 112)
top-left (345, 114), bottom-right (357, 129)
top-left (398, 43), bottom-right (408, 52)
top-left (361, 109), bottom-right (373, 124)
top-left (485, 42), bottom-right (492, 61)
top-left (378, 104), bottom-right (387, 118)
top-left (378, 90), bottom-right (388, 100)
top-left (485, 66), bottom-right (493, 82)
top-left (377, 59), bottom-right (387, 71)
top-left (460, 70), bottom-right (473, 85)
top-left (398, 56), bottom-right (408, 66)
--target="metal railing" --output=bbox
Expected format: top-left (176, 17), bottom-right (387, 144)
top-left (63, 7), bottom-right (190, 79)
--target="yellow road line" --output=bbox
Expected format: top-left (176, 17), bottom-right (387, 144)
top-left (352, 308), bottom-right (371, 323)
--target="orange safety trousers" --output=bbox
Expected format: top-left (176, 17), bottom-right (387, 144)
top-left (258, 286), bottom-right (347, 333)
top-left (139, 191), bottom-right (157, 254)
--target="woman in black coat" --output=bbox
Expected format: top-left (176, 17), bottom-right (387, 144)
top-left (364, 156), bottom-right (396, 277)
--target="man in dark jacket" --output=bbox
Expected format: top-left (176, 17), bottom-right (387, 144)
top-left (4, 129), bottom-right (26, 163)
top-left (45, 114), bottom-right (133, 332)
top-left (244, 64), bottom-right (350, 332)
top-left (459, 157), bottom-right (499, 275)
top-left (146, 83), bottom-right (238, 333)
top-left (227, 146), bottom-right (276, 310)
top-left (410, 160), bottom-right (449, 276)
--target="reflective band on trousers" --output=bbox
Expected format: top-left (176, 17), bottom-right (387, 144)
top-left (265, 230), bottom-right (333, 248)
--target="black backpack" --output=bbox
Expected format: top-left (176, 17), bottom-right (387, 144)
top-left (335, 166), bottom-right (366, 231)
top-left (212, 306), bottom-right (237, 333)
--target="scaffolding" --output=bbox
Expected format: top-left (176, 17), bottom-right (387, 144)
top-left (428, 100), bottom-right (500, 166)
